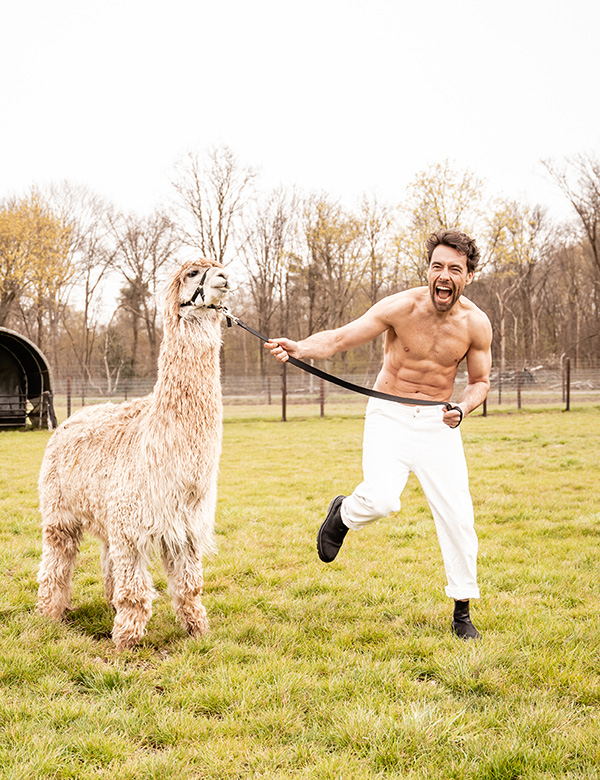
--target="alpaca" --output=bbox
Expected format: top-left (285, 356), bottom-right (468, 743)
top-left (37, 259), bottom-right (229, 649)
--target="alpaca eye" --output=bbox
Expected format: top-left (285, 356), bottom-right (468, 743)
top-left (187, 270), bottom-right (199, 279)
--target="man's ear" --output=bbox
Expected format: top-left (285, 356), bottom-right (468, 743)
top-left (465, 271), bottom-right (474, 286)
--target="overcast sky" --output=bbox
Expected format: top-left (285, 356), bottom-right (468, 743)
top-left (2, 0), bottom-right (599, 222)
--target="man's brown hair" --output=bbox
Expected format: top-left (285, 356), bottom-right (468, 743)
top-left (426, 229), bottom-right (481, 274)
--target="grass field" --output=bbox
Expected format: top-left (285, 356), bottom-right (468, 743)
top-left (1, 405), bottom-right (599, 779)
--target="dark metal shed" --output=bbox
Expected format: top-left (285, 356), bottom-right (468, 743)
top-left (0, 327), bottom-right (57, 429)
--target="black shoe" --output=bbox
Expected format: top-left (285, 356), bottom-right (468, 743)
top-left (317, 495), bottom-right (348, 563)
top-left (452, 600), bottom-right (481, 640)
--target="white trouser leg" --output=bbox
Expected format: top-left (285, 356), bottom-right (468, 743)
top-left (341, 399), bottom-right (479, 600)
top-left (342, 400), bottom-right (411, 528)
top-left (411, 410), bottom-right (479, 600)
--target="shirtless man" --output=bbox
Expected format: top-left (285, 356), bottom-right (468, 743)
top-left (265, 229), bottom-right (492, 639)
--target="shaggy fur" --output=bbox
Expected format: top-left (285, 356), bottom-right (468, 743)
top-left (37, 259), bottom-right (229, 650)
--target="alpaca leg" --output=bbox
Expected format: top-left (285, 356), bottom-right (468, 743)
top-left (37, 515), bottom-right (83, 620)
top-left (161, 542), bottom-right (209, 638)
top-left (110, 543), bottom-right (155, 650)
top-left (100, 542), bottom-right (115, 609)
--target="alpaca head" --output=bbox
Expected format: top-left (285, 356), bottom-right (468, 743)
top-left (165, 259), bottom-right (230, 323)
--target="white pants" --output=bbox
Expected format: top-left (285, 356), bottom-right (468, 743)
top-left (341, 398), bottom-right (480, 600)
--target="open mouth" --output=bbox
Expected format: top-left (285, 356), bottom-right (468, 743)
top-left (435, 285), bottom-right (453, 302)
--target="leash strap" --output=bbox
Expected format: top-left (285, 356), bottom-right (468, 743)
top-left (227, 312), bottom-right (453, 410)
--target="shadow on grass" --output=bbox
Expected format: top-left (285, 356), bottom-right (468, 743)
top-left (65, 599), bottom-right (192, 654)
top-left (66, 601), bottom-right (114, 640)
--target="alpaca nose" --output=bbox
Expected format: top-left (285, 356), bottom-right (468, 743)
top-left (214, 272), bottom-right (229, 292)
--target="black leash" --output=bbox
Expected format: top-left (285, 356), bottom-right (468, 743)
top-left (217, 306), bottom-right (456, 412)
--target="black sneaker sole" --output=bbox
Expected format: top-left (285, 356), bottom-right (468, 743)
top-left (451, 620), bottom-right (481, 640)
top-left (317, 495), bottom-right (346, 563)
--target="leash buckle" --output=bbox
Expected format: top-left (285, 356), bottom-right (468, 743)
top-left (216, 305), bottom-right (236, 328)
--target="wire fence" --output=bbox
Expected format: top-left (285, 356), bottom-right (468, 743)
top-left (49, 362), bottom-right (600, 421)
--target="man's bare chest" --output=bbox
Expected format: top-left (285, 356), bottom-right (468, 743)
top-left (387, 322), bottom-right (470, 367)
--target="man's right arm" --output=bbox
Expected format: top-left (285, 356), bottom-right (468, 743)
top-left (453, 310), bottom-right (493, 418)
top-left (264, 297), bottom-right (394, 363)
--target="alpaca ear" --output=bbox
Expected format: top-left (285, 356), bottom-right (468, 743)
top-left (161, 272), bottom-right (184, 318)
top-left (159, 276), bottom-right (172, 304)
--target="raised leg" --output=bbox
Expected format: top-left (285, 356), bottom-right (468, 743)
top-left (161, 540), bottom-right (209, 638)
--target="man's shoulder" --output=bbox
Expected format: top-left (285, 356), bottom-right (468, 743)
top-left (461, 295), bottom-right (491, 323)
top-left (377, 287), bottom-right (426, 312)
top-left (369, 288), bottom-right (425, 327)
top-left (461, 297), bottom-right (492, 343)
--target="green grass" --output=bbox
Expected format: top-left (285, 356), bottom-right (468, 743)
top-left (1, 405), bottom-right (599, 778)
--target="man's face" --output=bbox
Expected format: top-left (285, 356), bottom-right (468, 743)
top-left (427, 245), bottom-right (474, 312)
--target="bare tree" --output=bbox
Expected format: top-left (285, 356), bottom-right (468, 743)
top-left (360, 194), bottom-right (395, 305)
top-left (478, 199), bottom-right (550, 379)
top-left (110, 210), bottom-right (181, 374)
top-left (0, 196), bottom-right (28, 326)
top-left (302, 196), bottom-right (368, 371)
top-left (239, 188), bottom-right (296, 376)
top-left (358, 194), bottom-right (395, 372)
top-left (541, 228), bottom-right (599, 367)
top-left (3, 190), bottom-right (74, 357)
top-left (171, 145), bottom-right (257, 265)
top-left (48, 183), bottom-right (116, 383)
top-left (544, 152), bottom-right (600, 276)
top-left (544, 153), bottom-right (600, 352)
top-left (395, 160), bottom-right (485, 283)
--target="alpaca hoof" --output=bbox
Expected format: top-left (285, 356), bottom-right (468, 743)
top-left (37, 599), bottom-right (68, 622)
top-left (113, 635), bottom-right (140, 651)
top-left (185, 615), bottom-right (210, 638)
top-left (112, 614), bottom-right (149, 651)
top-left (112, 625), bottom-right (146, 651)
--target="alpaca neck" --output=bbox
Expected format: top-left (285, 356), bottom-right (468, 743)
top-left (150, 313), bottom-right (222, 425)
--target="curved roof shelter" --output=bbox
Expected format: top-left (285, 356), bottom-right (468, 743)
top-left (0, 327), bottom-right (57, 429)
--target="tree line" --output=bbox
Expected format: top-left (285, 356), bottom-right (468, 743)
top-left (1, 146), bottom-right (599, 393)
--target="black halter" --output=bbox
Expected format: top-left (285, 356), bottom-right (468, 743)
top-left (181, 269), bottom-right (211, 307)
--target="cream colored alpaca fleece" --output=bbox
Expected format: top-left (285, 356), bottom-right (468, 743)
top-left (37, 259), bottom-right (229, 650)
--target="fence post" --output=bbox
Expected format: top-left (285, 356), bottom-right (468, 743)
top-left (281, 362), bottom-right (287, 422)
top-left (67, 377), bottom-right (72, 418)
top-left (565, 356), bottom-right (571, 411)
top-left (320, 378), bottom-right (325, 418)
top-left (482, 397), bottom-right (487, 417)
top-left (516, 368), bottom-right (522, 410)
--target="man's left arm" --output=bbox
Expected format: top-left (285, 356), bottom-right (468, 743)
top-left (442, 313), bottom-right (492, 428)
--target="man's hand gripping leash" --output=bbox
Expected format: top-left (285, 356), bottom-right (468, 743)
top-left (218, 305), bottom-right (465, 427)
top-left (442, 403), bottom-right (464, 428)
